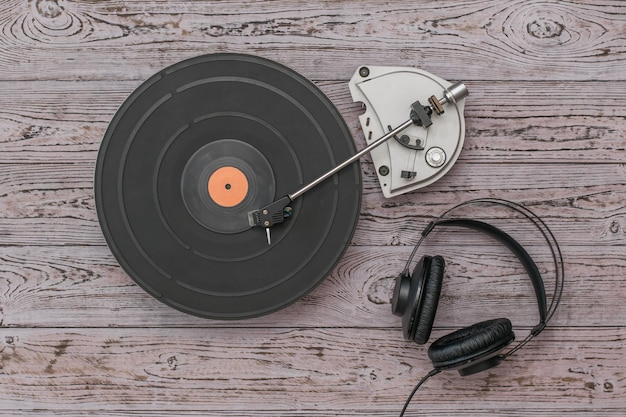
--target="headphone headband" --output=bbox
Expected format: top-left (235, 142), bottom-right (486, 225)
top-left (396, 198), bottom-right (564, 417)
top-left (403, 198), bottom-right (564, 350)
top-left (431, 218), bottom-right (548, 324)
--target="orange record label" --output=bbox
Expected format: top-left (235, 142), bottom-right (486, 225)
top-left (207, 166), bottom-right (249, 207)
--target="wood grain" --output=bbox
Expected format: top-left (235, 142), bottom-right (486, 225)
top-left (1, 161), bottom-right (624, 247)
top-left (1, 0), bottom-right (626, 415)
top-left (0, 328), bottom-right (623, 413)
top-left (4, 413), bottom-right (626, 417)
top-left (0, 244), bottom-right (621, 329)
top-left (2, 79), bottom-right (626, 163)
top-left (0, 1), bottom-right (625, 82)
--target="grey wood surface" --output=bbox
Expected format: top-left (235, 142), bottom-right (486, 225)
top-left (1, 0), bottom-right (625, 415)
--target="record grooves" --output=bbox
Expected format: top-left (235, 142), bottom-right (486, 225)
top-left (95, 54), bottom-right (362, 319)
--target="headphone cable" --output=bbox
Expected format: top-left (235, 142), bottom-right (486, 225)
top-left (398, 369), bottom-right (441, 417)
top-left (397, 198), bottom-right (564, 414)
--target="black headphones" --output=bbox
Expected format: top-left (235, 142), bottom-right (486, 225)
top-left (391, 198), bottom-right (564, 379)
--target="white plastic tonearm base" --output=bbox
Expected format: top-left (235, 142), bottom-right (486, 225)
top-left (349, 66), bottom-right (467, 198)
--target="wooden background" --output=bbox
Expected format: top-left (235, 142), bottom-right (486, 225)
top-left (1, 0), bottom-right (625, 415)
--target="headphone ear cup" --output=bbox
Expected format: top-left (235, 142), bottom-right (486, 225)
top-left (410, 255), bottom-right (445, 344)
top-left (391, 271), bottom-right (411, 317)
top-left (428, 318), bottom-right (515, 376)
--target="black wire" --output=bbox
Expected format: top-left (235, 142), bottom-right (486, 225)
top-left (398, 369), bottom-right (440, 417)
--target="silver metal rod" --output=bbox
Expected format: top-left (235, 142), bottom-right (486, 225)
top-left (289, 118), bottom-right (414, 200)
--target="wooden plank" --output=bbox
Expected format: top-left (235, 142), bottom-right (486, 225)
top-left (12, 113), bottom-right (624, 164)
top-left (356, 166), bottom-right (626, 246)
top-left (4, 411), bottom-right (626, 417)
top-left (2, 80), bottom-right (626, 164)
top-left (0, 244), bottom-right (621, 328)
top-left (0, 327), bottom-right (623, 412)
top-left (1, 161), bottom-right (624, 246)
top-left (0, 1), bottom-right (624, 82)
top-left (3, 80), bottom-right (625, 121)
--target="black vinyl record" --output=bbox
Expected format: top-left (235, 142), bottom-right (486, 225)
top-left (95, 53), bottom-right (362, 319)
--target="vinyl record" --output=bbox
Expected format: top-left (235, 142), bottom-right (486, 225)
top-left (95, 53), bottom-right (362, 319)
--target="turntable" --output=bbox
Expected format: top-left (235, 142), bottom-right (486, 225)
top-left (95, 53), bottom-right (468, 319)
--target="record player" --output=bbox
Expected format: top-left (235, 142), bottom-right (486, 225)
top-left (95, 53), bottom-right (468, 319)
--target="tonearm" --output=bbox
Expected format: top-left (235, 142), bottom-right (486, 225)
top-left (248, 81), bottom-right (469, 245)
